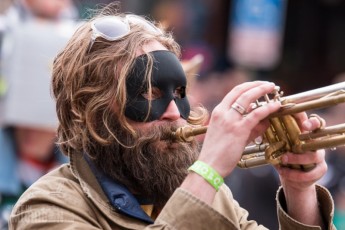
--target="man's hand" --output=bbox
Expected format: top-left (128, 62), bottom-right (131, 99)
top-left (181, 81), bottom-right (281, 204)
top-left (199, 81), bottom-right (281, 178)
top-left (276, 113), bottom-right (328, 227)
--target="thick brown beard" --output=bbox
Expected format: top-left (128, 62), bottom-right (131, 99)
top-left (88, 120), bottom-right (200, 208)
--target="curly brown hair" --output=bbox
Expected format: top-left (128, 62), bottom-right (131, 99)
top-left (51, 3), bottom-right (208, 157)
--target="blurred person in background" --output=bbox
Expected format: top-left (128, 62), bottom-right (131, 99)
top-left (0, 0), bottom-right (77, 23)
top-left (151, 0), bottom-right (219, 78)
top-left (9, 3), bottom-right (335, 229)
top-left (0, 0), bottom-right (79, 228)
top-left (0, 0), bottom-right (78, 117)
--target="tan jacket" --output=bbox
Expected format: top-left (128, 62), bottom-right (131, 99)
top-left (9, 152), bottom-right (335, 229)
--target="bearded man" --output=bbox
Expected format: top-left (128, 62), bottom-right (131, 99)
top-left (10, 3), bottom-right (335, 230)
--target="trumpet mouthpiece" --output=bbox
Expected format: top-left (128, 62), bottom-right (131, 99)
top-left (172, 125), bottom-right (208, 142)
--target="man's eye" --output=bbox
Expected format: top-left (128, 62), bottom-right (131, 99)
top-left (141, 87), bottom-right (163, 100)
top-left (173, 86), bottom-right (186, 99)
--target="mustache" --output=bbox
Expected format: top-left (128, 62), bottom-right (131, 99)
top-left (134, 121), bottom-right (183, 144)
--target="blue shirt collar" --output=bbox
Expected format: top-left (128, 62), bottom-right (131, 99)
top-left (84, 155), bottom-right (154, 224)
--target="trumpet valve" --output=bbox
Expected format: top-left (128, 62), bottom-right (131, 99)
top-left (264, 141), bottom-right (286, 165)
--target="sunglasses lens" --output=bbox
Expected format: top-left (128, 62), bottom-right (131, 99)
top-left (89, 15), bottom-right (162, 53)
top-left (93, 17), bottom-right (130, 39)
top-left (126, 15), bottom-right (162, 34)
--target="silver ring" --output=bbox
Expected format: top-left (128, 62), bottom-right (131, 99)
top-left (231, 102), bottom-right (246, 115)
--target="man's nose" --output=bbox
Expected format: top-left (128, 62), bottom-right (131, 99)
top-left (159, 100), bottom-right (180, 121)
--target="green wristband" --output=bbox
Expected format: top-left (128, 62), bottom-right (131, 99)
top-left (188, 160), bottom-right (224, 191)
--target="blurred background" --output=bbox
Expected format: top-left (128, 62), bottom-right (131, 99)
top-left (1, 0), bottom-right (345, 229)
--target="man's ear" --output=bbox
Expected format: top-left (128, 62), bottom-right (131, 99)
top-left (181, 54), bottom-right (204, 92)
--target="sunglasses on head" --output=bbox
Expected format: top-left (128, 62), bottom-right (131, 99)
top-left (88, 14), bottom-right (162, 52)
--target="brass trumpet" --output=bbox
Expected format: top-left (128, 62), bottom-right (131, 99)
top-left (172, 81), bottom-right (345, 170)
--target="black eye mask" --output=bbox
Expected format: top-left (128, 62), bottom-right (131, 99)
top-left (125, 50), bottom-right (190, 122)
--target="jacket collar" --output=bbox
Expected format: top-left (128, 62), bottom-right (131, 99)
top-left (69, 152), bottom-right (154, 228)
top-left (84, 155), bottom-right (153, 223)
